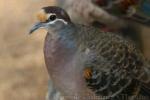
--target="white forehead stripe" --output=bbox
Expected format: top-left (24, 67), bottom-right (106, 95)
top-left (47, 13), bottom-right (56, 19)
top-left (47, 18), bottom-right (68, 25)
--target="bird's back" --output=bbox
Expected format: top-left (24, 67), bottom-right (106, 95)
top-left (75, 25), bottom-right (150, 99)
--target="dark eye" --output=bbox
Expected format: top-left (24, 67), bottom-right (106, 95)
top-left (49, 15), bottom-right (56, 21)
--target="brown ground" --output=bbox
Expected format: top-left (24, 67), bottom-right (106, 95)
top-left (0, 0), bottom-right (149, 100)
top-left (0, 0), bottom-right (56, 100)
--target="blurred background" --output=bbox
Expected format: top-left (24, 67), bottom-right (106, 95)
top-left (0, 0), bottom-right (149, 100)
top-left (0, 0), bottom-right (55, 100)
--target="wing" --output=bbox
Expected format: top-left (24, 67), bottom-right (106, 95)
top-left (83, 55), bottom-right (135, 100)
top-left (134, 59), bottom-right (150, 96)
top-left (82, 33), bottom-right (150, 99)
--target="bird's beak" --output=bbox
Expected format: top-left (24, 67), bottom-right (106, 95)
top-left (29, 22), bottom-right (47, 34)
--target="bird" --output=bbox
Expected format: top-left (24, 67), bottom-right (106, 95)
top-left (29, 6), bottom-right (150, 100)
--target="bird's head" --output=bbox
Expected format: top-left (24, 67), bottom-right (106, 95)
top-left (29, 6), bottom-right (71, 34)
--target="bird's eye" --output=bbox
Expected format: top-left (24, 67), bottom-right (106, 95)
top-left (49, 15), bottom-right (56, 21)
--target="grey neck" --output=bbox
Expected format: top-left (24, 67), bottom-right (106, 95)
top-left (56, 23), bottom-right (78, 49)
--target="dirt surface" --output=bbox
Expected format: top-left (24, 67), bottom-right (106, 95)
top-left (0, 0), bottom-right (149, 100)
top-left (0, 0), bottom-right (55, 100)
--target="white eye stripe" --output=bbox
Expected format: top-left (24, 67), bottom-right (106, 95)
top-left (47, 13), bottom-right (56, 19)
top-left (47, 18), bottom-right (68, 25)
